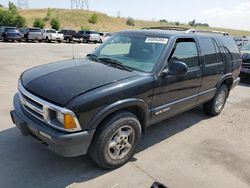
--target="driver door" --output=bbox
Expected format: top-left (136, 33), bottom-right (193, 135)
top-left (151, 38), bottom-right (202, 124)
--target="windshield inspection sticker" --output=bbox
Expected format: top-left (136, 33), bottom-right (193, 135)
top-left (145, 37), bottom-right (168, 44)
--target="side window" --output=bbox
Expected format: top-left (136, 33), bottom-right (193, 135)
top-left (169, 38), bottom-right (199, 68)
top-left (199, 38), bottom-right (222, 65)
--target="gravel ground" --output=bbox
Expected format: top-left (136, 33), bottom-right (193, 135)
top-left (0, 42), bottom-right (249, 188)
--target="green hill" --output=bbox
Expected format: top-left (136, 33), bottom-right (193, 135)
top-left (19, 8), bottom-right (250, 36)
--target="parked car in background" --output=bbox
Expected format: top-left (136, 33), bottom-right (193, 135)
top-left (59, 29), bottom-right (83, 43)
top-left (78, 30), bottom-right (101, 43)
top-left (234, 37), bottom-right (248, 47)
top-left (0, 26), bottom-right (21, 42)
top-left (20, 27), bottom-right (43, 42)
top-left (99, 32), bottom-right (112, 43)
top-left (11, 29), bottom-right (241, 169)
top-left (240, 41), bottom-right (250, 81)
top-left (42, 29), bottom-right (64, 43)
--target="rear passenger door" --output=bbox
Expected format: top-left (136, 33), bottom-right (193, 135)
top-left (198, 38), bottom-right (224, 101)
top-left (151, 38), bottom-right (202, 124)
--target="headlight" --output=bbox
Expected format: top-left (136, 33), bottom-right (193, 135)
top-left (56, 111), bottom-right (78, 130)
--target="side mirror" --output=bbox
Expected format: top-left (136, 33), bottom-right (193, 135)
top-left (162, 61), bottom-right (188, 76)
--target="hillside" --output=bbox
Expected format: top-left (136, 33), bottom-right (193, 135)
top-left (19, 8), bottom-right (250, 36)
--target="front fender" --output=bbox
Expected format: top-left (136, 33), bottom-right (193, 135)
top-left (88, 98), bottom-right (150, 130)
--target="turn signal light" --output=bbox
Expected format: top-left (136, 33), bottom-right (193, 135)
top-left (64, 114), bottom-right (77, 129)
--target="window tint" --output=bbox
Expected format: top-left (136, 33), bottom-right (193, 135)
top-left (169, 38), bottom-right (199, 68)
top-left (199, 38), bottom-right (221, 65)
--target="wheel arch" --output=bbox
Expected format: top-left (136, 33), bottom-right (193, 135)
top-left (89, 98), bottom-right (150, 133)
top-left (216, 74), bottom-right (234, 92)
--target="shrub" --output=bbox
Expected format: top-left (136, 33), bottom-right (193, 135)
top-left (88, 14), bottom-right (98, 24)
top-left (80, 25), bottom-right (90, 30)
top-left (33, 18), bottom-right (45, 29)
top-left (50, 17), bottom-right (60, 30)
top-left (126, 17), bottom-right (135, 26)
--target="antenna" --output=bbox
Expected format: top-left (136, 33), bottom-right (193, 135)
top-left (17, 0), bottom-right (28, 9)
top-left (71, 0), bottom-right (89, 10)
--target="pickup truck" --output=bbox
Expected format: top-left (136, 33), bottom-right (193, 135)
top-left (11, 28), bottom-right (241, 169)
top-left (42, 29), bottom-right (64, 43)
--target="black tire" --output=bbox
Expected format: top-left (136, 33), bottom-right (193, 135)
top-left (83, 38), bottom-right (88, 43)
top-left (203, 84), bottom-right (228, 116)
top-left (46, 37), bottom-right (50, 43)
top-left (57, 40), bottom-right (62, 43)
top-left (66, 38), bottom-right (71, 43)
top-left (89, 111), bottom-right (141, 169)
top-left (99, 39), bottom-right (103, 43)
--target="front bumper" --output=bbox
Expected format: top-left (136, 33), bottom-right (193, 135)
top-left (10, 94), bottom-right (95, 157)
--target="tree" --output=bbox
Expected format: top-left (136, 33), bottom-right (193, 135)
top-left (88, 14), bottom-right (98, 24)
top-left (50, 17), bottom-right (60, 30)
top-left (188, 19), bottom-right (196, 27)
top-left (0, 4), bottom-right (3, 7)
top-left (33, 18), bottom-right (45, 29)
top-left (126, 17), bottom-right (135, 26)
top-left (15, 14), bottom-right (26, 27)
top-left (44, 8), bottom-right (52, 21)
top-left (8, 2), bottom-right (17, 15)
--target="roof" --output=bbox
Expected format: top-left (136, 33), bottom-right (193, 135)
top-left (118, 27), bottom-right (230, 38)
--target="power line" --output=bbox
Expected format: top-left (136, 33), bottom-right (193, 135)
top-left (17, 0), bottom-right (28, 9)
top-left (71, 0), bottom-right (89, 10)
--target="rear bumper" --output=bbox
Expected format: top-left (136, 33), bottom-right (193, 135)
top-left (5, 36), bottom-right (21, 40)
top-left (10, 94), bottom-right (95, 157)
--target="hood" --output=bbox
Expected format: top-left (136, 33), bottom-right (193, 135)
top-left (21, 59), bottom-right (137, 106)
top-left (241, 52), bottom-right (250, 63)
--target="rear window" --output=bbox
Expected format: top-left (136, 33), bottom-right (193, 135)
top-left (5, 28), bottom-right (18, 33)
top-left (30, 28), bottom-right (41, 32)
top-left (220, 37), bottom-right (240, 60)
top-left (89, 31), bottom-right (98, 34)
top-left (199, 38), bottom-right (223, 65)
top-left (46, 30), bottom-right (56, 33)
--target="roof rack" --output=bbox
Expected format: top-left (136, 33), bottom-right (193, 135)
top-left (142, 26), bottom-right (229, 36)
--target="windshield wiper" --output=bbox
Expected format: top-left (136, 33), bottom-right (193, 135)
top-left (86, 53), bottom-right (101, 62)
top-left (98, 57), bottom-right (133, 72)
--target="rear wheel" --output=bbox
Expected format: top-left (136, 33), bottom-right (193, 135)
top-left (203, 84), bottom-right (228, 116)
top-left (89, 111), bottom-right (141, 169)
top-left (83, 38), bottom-right (88, 43)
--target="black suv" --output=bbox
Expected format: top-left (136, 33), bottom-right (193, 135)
top-left (10, 29), bottom-right (241, 169)
top-left (0, 26), bottom-right (21, 42)
top-left (240, 41), bottom-right (250, 81)
top-left (59, 29), bottom-right (83, 43)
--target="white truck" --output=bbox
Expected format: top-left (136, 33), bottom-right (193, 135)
top-left (42, 29), bottom-right (64, 43)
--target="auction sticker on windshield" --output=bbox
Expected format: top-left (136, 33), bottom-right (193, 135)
top-left (145, 37), bottom-right (168, 44)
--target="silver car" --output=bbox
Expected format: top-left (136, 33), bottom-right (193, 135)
top-left (20, 27), bottom-right (43, 42)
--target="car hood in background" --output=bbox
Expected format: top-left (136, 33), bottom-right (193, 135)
top-left (21, 59), bottom-right (137, 106)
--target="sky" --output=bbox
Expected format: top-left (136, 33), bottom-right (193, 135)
top-left (1, 0), bottom-right (250, 31)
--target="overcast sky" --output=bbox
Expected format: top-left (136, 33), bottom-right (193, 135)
top-left (1, 0), bottom-right (250, 31)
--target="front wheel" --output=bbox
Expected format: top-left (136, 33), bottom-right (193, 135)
top-left (203, 84), bottom-right (228, 116)
top-left (89, 111), bottom-right (141, 169)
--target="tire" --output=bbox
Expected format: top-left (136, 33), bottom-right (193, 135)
top-left (57, 40), bottom-right (62, 43)
top-left (66, 38), bottom-right (70, 43)
top-left (99, 39), bottom-right (103, 43)
top-left (83, 38), bottom-right (88, 43)
top-left (89, 111), bottom-right (141, 169)
top-left (46, 37), bottom-right (50, 43)
top-left (203, 84), bottom-right (228, 116)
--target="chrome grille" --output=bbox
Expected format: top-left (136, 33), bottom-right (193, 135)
top-left (19, 88), bottom-right (45, 121)
top-left (18, 80), bottom-right (82, 132)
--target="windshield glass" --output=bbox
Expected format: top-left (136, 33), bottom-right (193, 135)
top-left (93, 34), bottom-right (168, 72)
top-left (6, 28), bottom-right (18, 33)
top-left (241, 42), bottom-right (250, 51)
top-left (47, 30), bottom-right (56, 33)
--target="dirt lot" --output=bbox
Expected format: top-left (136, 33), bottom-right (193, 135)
top-left (0, 43), bottom-right (250, 188)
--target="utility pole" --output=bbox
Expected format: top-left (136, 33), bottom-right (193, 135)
top-left (71, 0), bottom-right (89, 10)
top-left (17, 0), bottom-right (28, 9)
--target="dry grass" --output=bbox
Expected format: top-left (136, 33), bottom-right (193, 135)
top-left (20, 8), bottom-right (250, 36)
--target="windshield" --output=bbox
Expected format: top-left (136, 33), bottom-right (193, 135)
top-left (46, 30), bottom-right (56, 33)
top-left (241, 42), bottom-right (250, 51)
top-left (92, 34), bottom-right (168, 72)
top-left (6, 28), bottom-right (18, 33)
